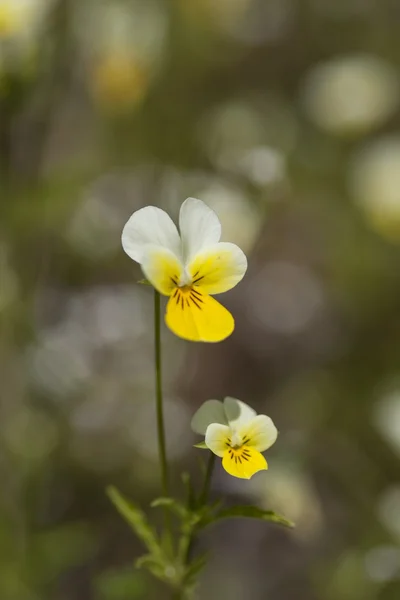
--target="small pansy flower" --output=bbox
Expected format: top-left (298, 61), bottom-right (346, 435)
top-left (191, 397), bottom-right (278, 479)
top-left (122, 198), bottom-right (247, 342)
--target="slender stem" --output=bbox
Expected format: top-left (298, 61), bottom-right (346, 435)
top-left (175, 454), bottom-right (216, 599)
top-left (154, 291), bottom-right (170, 523)
top-left (199, 453), bottom-right (216, 507)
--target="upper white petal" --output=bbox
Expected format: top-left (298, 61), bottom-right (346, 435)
top-left (223, 397), bottom-right (257, 429)
top-left (205, 423), bottom-right (231, 457)
top-left (191, 399), bottom-right (227, 435)
top-left (238, 415), bottom-right (278, 452)
top-left (122, 206), bottom-right (181, 264)
top-left (179, 198), bottom-right (221, 264)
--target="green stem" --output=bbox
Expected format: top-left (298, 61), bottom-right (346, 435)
top-left (154, 291), bottom-right (170, 523)
top-left (199, 453), bottom-right (216, 507)
top-left (175, 454), bottom-right (216, 599)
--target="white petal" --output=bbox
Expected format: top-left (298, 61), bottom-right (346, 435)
top-left (191, 399), bottom-right (227, 434)
top-left (187, 242), bottom-right (247, 294)
top-left (179, 198), bottom-right (221, 263)
top-left (238, 415), bottom-right (278, 452)
top-left (122, 206), bottom-right (181, 264)
top-left (205, 423), bottom-right (231, 457)
top-left (223, 397), bottom-right (257, 428)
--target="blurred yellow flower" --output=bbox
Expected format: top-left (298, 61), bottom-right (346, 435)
top-left (122, 198), bottom-right (247, 342)
top-left (91, 54), bottom-right (148, 113)
top-left (191, 397), bottom-right (278, 479)
top-left (0, 3), bottom-right (14, 36)
top-left (350, 136), bottom-right (400, 241)
top-left (0, 0), bottom-right (43, 38)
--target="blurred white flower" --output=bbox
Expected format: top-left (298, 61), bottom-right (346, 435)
top-left (374, 389), bottom-right (400, 455)
top-left (248, 460), bottom-right (323, 540)
top-left (350, 136), bottom-right (400, 241)
top-left (197, 180), bottom-right (262, 253)
top-left (301, 54), bottom-right (400, 136)
top-left (27, 285), bottom-right (151, 397)
top-left (199, 97), bottom-right (297, 174)
top-left (238, 145), bottom-right (287, 187)
top-left (28, 321), bottom-right (93, 398)
top-left (378, 486), bottom-right (400, 540)
top-left (129, 397), bottom-right (192, 461)
top-left (364, 545), bottom-right (400, 583)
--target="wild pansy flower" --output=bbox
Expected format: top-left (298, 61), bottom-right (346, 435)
top-left (191, 397), bottom-right (278, 479)
top-left (122, 198), bottom-right (247, 342)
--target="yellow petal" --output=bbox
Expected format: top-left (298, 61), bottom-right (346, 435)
top-left (188, 242), bottom-right (247, 295)
top-left (204, 423), bottom-right (232, 457)
top-left (141, 245), bottom-right (184, 296)
top-left (238, 415), bottom-right (278, 452)
top-left (222, 446), bottom-right (268, 479)
top-left (165, 287), bottom-right (234, 342)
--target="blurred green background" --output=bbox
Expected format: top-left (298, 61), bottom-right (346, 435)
top-left (2, 0), bottom-right (400, 599)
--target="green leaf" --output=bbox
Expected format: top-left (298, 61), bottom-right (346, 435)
top-left (193, 441), bottom-right (208, 449)
top-left (205, 505), bottom-right (294, 529)
top-left (135, 554), bottom-right (169, 582)
top-left (106, 486), bottom-right (161, 554)
top-left (150, 497), bottom-right (188, 520)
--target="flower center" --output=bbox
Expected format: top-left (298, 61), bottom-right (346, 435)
top-left (230, 431), bottom-right (242, 449)
top-left (171, 284), bottom-right (205, 311)
top-left (226, 446), bottom-right (252, 465)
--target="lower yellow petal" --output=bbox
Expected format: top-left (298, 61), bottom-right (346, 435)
top-left (165, 287), bottom-right (234, 342)
top-left (222, 446), bottom-right (268, 479)
top-left (141, 245), bottom-right (184, 296)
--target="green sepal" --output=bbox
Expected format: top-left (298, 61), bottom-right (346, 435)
top-left (193, 441), bottom-right (208, 449)
top-left (137, 279), bottom-right (152, 286)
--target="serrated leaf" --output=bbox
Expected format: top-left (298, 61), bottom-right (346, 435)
top-left (204, 505), bottom-right (294, 529)
top-left (106, 487), bottom-right (161, 554)
top-left (193, 441), bottom-right (208, 449)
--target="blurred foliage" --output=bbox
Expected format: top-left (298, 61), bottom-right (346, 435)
top-left (2, 0), bottom-right (400, 599)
